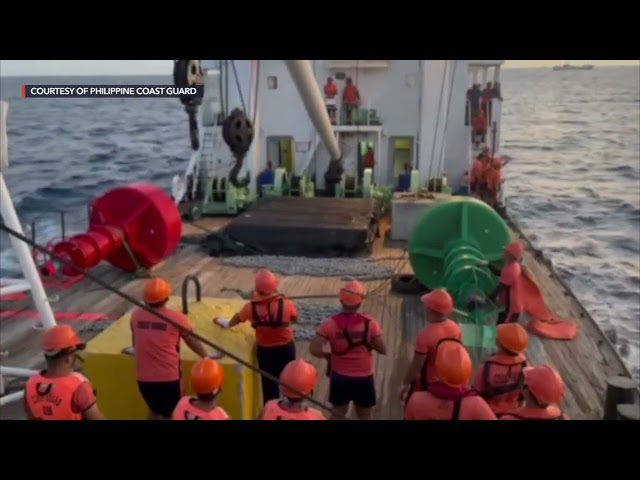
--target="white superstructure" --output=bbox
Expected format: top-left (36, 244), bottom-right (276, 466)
top-left (176, 60), bottom-right (504, 199)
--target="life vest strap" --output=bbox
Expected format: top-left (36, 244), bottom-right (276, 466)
top-left (251, 297), bottom-right (288, 328)
top-left (331, 315), bottom-right (373, 356)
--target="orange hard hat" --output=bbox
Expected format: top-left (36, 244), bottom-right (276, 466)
top-left (255, 269), bottom-right (278, 294)
top-left (190, 358), bottom-right (225, 394)
top-left (42, 325), bottom-right (85, 355)
top-left (524, 365), bottom-right (564, 405)
top-left (504, 241), bottom-right (524, 260)
top-left (280, 359), bottom-right (318, 399)
top-left (492, 157), bottom-right (502, 168)
top-left (144, 277), bottom-right (171, 304)
top-left (421, 288), bottom-right (454, 315)
top-left (496, 323), bottom-right (529, 354)
top-left (339, 280), bottom-right (366, 307)
top-left (435, 340), bottom-right (473, 388)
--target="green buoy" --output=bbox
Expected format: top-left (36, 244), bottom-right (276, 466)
top-left (408, 197), bottom-right (512, 350)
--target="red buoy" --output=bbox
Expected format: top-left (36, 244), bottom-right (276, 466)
top-left (48, 183), bottom-right (182, 276)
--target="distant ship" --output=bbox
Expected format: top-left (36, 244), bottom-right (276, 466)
top-left (553, 63), bottom-right (595, 71)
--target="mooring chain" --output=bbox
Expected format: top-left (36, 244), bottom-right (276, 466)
top-left (0, 222), bottom-right (346, 419)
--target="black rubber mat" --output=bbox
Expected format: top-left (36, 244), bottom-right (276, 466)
top-left (216, 197), bottom-right (381, 256)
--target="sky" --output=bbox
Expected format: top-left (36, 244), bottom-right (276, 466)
top-left (0, 60), bottom-right (638, 76)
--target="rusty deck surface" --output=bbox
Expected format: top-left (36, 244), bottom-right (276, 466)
top-left (0, 216), bottom-right (630, 420)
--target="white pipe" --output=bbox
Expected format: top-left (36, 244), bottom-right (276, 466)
top-left (0, 389), bottom-right (25, 407)
top-left (0, 282), bottom-right (31, 295)
top-left (0, 102), bottom-right (57, 331)
top-left (0, 366), bottom-right (39, 378)
top-left (0, 277), bottom-right (29, 285)
top-left (284, 60), bottom-right (341, 161)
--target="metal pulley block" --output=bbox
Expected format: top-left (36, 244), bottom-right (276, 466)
top-left (222, 108), bottom-right (254, 158)
top-left (173, 60), bottom-right (205, 151)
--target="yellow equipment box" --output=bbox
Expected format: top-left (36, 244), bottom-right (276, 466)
top-left (81, 296), bottom-right (262, 420)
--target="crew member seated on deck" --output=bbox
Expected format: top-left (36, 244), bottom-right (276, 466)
top-left (24, 325), bottom-right (106, 420)
top-left (404, 340), bottom-right (497, 420)
top-left (131, 278), bottom-right (210, 420)
top-left (400, 289), bottom-right (462, 403)
top-left (259, 359), bottom-right (326, 420)
top-left (172, 358), bottom-right (231, 420)
top-left (501, 365), bottom-right (570, 420)
top-left (324, 77), bottom-right (338, 125)
top-left (310, 281), bottom-right (386, 420)
top-left (473, 323), bottom-right (529, 416)
top-left (482, 241), bottom-right (525, 325)
top-left (258, 160), bottom-right (275, 196)
top-left (396, 163), bottom-right (412, 192)
top-left (214, 269), bottom-right (298, 405)
top-left (342, 77), bottom-right (361, 125)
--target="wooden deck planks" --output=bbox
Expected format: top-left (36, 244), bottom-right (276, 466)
top-left (0, 214), bottom-right (630, 420)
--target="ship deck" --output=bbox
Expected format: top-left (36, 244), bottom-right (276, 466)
top-left (0, 216), bottom-right (631, 420)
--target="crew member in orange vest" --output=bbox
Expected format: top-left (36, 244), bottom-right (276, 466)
top-left (484, 157), bottom-right (504, 207)
top-left (172, 358), bottom-right (230, 420)
top-left (259, 359), bottom-right (326, 420)
top-left (324, 77), bottom-right (338, 125)
top-left (342, 77), bottom-right (361, 125)
top-left (131, 278), bottom-right (210, 420)
top-left (400, 289), bottom-right (462, 402)
top-left (472, 109), bottom-right (488, 145)
top-left (404, 340), bottom-right (497, 420)
top-left (214, 269), bottom-right (298, 404)
top-left (501, 365), bottom-right (570, 420)
top-left (473, 323), bottom-right (529, 416)
top-left (482, 241), bottom-right (525, 325)
top-left (310, 280), bottom-right (386, 420)
top-left (24, 325), bottom-right (105, 420)
top-left (469, 150), bottom-right (490, 196)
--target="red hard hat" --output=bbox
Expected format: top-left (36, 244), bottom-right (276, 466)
top-left (435, 341), bottom-right (473, 388)
top-left (280, 359), bottom-right (318, 399)
top-left (524, 365), bottom-right (564, 405)
top-left (42, 325), bottom-right (85, 356)
top-left (255, 269), bottom-right (278, 294)
top-left (421, 288), bottom-right (454, 315)
top-left (504, 241), bottom-right (524, 260)
top-left (191, 358), bottom-right (225, 394)
top-left (339, 280), bottom-right (366, 307)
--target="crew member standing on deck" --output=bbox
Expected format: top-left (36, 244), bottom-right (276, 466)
top-left (214, 269), bottom-right (298, 405)
top-left (131, 277), bottom-right (210, 420)
top-left (24, 325), bottom-right (106, 420)
top-left (259, 359), bottom-right (327, 420)
top-left (324, 77), bottom-right (338, 125)
top-left (310, 280), bottom-right (386, 420)
top-left (172, 358), bottom-right (231, 420)
top-left (400, 289), bottom-right (462, 402)
top-left (473, 323), bottom-right (529, 416)
top-left (470, 151), bottom-right (489, 196)
top-left (342, 77), bottom-right (361, 125)
top-left (484, 157), bottom-right (504, 207)
top-left (482, 241), bottom-right (525, 325)
top-left (404, 340), bottom-right (497, 420)
top-left (501, 365), bottom-right (570, 420)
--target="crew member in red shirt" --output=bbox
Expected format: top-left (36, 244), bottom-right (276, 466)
top-left (482, 241), bottom-right (525, 325)
top-left (342, 77), bottom-right (361, 125)
top-left (131, 277), bottom-right (210, 420)
top-left (324, 77), bottom-right (338, 125)
top-left (310, 280), bottom-right (386, 420)
top-left (24, 325), bottom-right (105, 420)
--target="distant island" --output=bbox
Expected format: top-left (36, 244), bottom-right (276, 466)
top-left (552, 63), bottom-right (595, 71)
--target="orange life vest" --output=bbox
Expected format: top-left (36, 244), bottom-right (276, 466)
top-left (262, 399), bottom-right (326, 420)
top-left (501, 406), bottom-right (567, 420)
top-left (25, 372), bottom-right (87, 420)
top-left (171, 397), bottom-right (231, 420)
top-left (251, 296), bottom-right (290, 329)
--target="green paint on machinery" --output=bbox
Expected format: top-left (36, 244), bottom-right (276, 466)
top-left (335, 168), bottom-right (391, 212)
top-left (409, 197), bottom-right (512, 351)
top-left (199, 176), bottom-right (255, 216)
top-left (262, 167), bottom-right (315, 198)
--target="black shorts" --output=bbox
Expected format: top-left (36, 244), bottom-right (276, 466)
top-left (329, 372), bottom-right (376, 408)
top-left (137, 380), bottom-right (182, 418)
